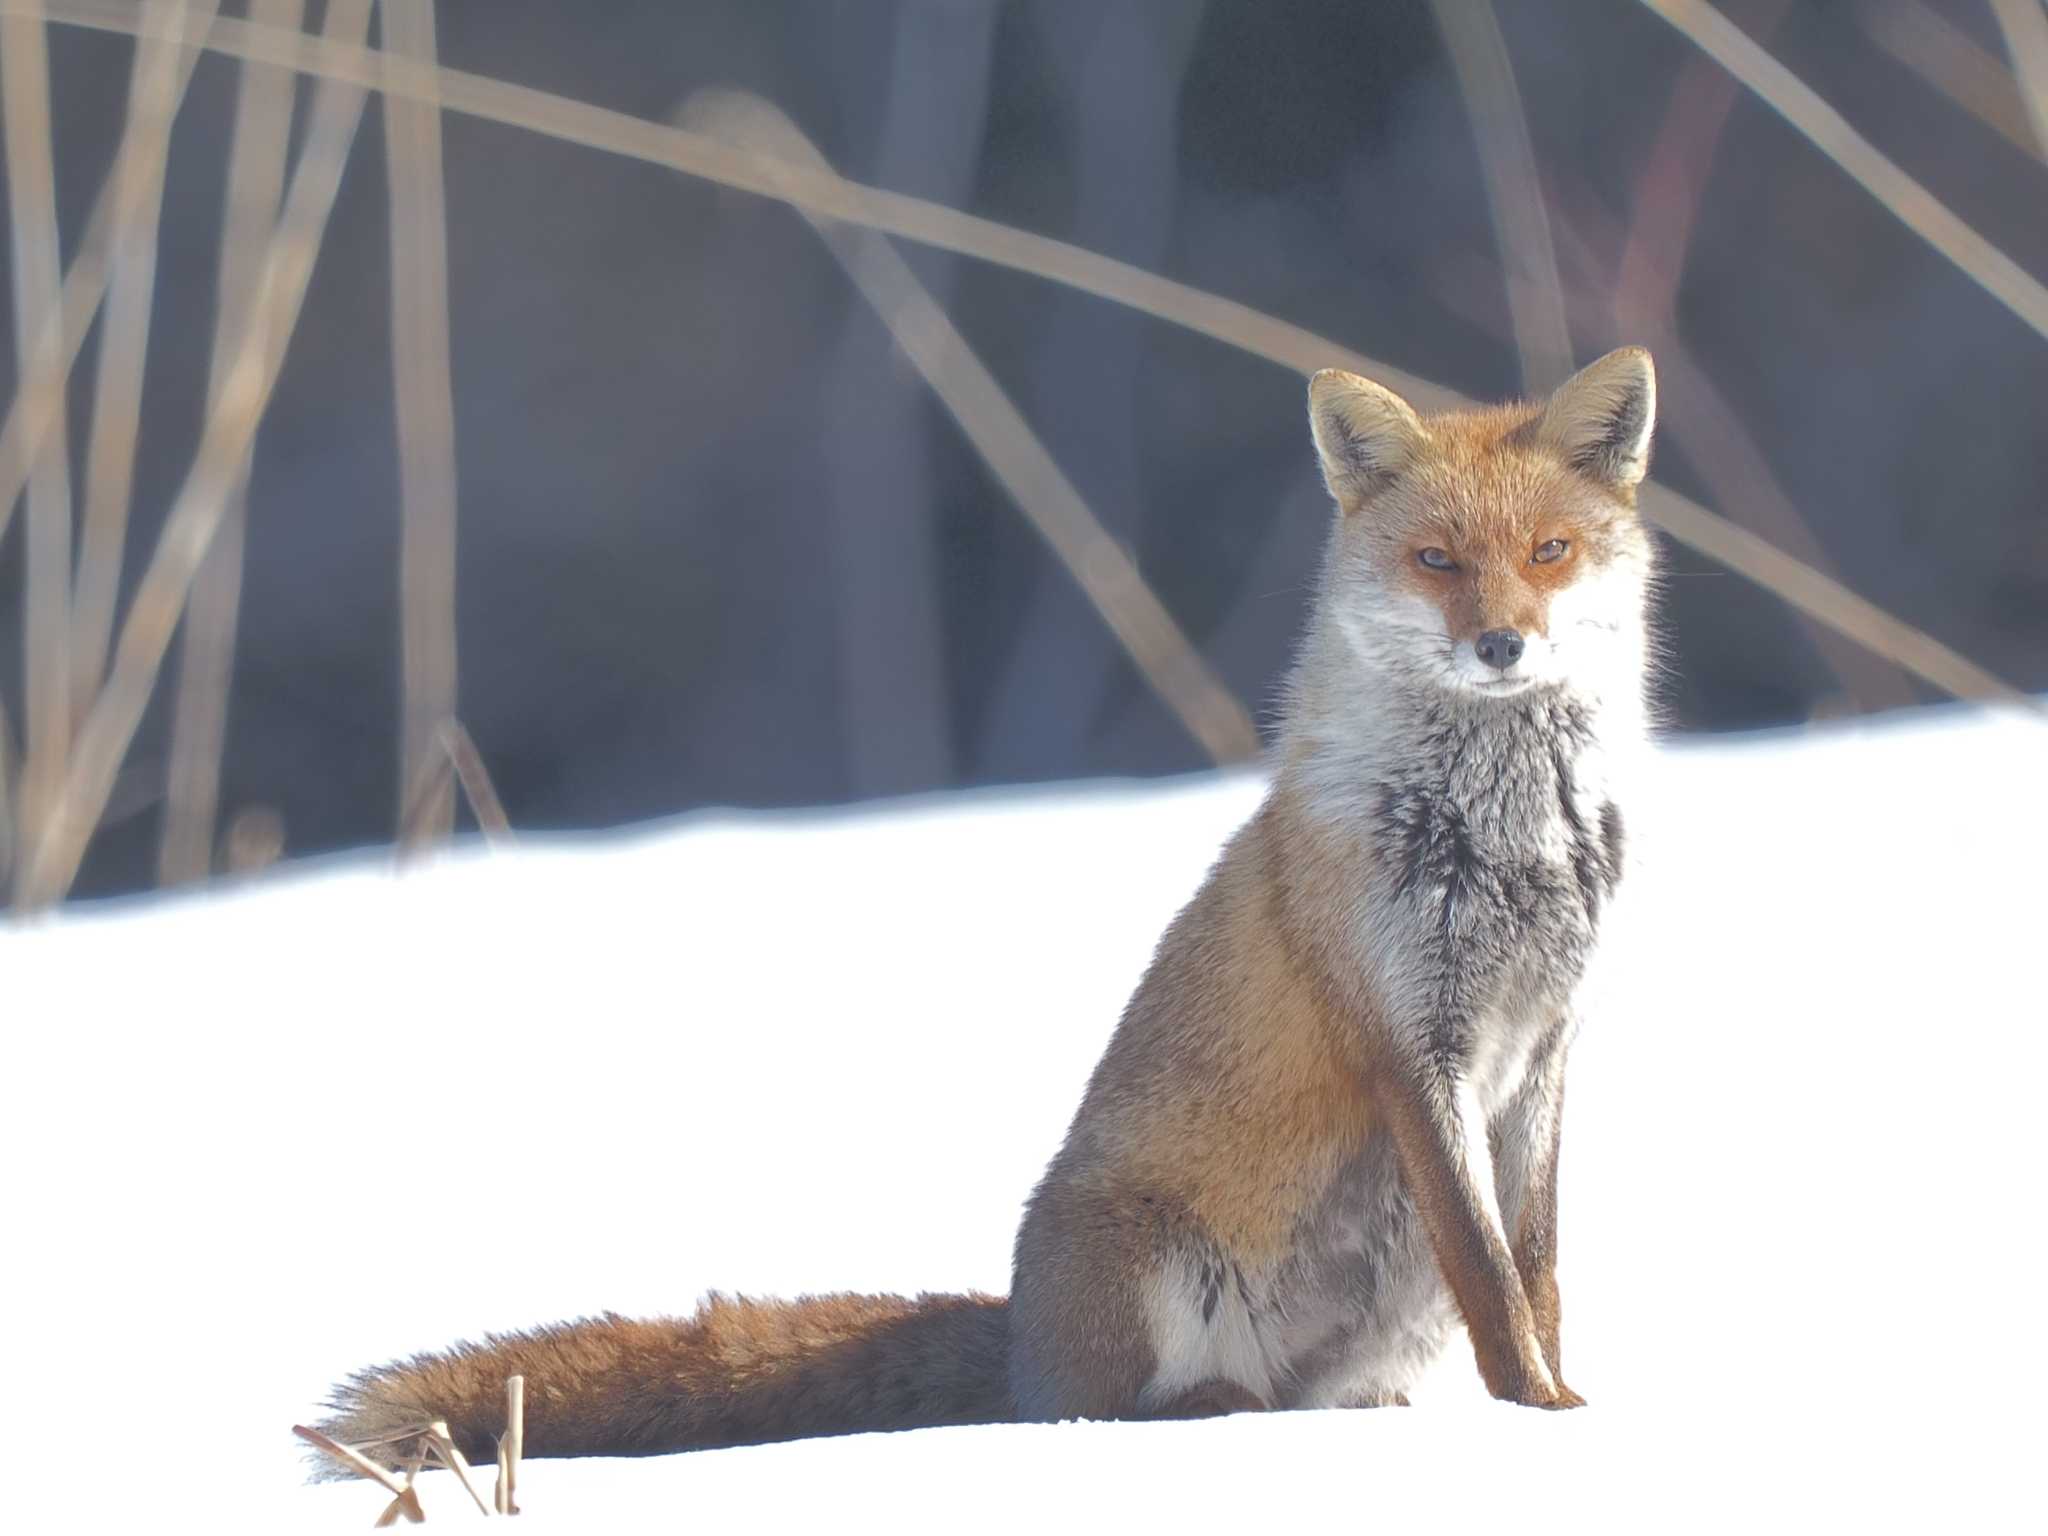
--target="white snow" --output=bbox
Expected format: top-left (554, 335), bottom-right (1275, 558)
top-left (4, 701), bottom-right (2044, 1532)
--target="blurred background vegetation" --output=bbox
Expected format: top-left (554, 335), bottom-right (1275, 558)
top-left (1, 0), bottom-right (2044, 906)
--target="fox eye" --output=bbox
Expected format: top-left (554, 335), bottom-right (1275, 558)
top-left (1416, 547), bottom-right (1457, 571)
top-left (1532, 539), bottom-right (1569, 564)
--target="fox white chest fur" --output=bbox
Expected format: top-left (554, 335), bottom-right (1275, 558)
top-left (1167, 685), bottom-right (1642, 1413)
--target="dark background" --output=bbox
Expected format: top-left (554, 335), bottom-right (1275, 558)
top-left (3, 0), bottom-right (2044, 900)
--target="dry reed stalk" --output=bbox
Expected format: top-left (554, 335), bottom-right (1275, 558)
top-left (1606, 15), bottom-right (1919, 715)
top-left (494, 1375), bottom-right (523, 1516)
top-left (1637, 481), bottom-right (2033, 709)
top-left (72, 0), bottom-right (216, 726)
top-left (4, 0), bottom-right (76, 906)
top-left (17, 0), bottom-right (2039, 730)
top-left (397, 719), bottom-right (510, 848)
top-left (1642, 344), bottom-right (1929, 709)
top-left (1863, 1), bottom-right (2044, 160)
top-left (157, 0), bottom-right (302, 888)
top-left (0, 2), bottom-right (206, 562)
top-left (17, 0), bottom-right (375, 908)
top-left (0, 696), bottom-right (16, 885)
top-left (436, 721), bottom-right (509, 841)
top-left (1637, 0), bottom-right (2048, 345)
top-left (423, 1421), bottom-right (491, 1518)
top-left (689, 89), bottom-right (1259, 764)
top-left (291, 1423), bottom-right (414, 1497)
top-left (1989, 0), bottom-right (2048, 158)
top-left (382, 0), bottom-right (461, 851)
top-left (383, 1440), bottom-right (428, 1528)
top-left (1430, 0), bottom-right (1575, 393)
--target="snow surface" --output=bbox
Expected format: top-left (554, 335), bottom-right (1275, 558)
top-left (5, 702), bottom-right (2044, 1532)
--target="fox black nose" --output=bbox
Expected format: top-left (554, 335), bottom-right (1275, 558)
top-left (1475, 629), bottom-right (1525, 670)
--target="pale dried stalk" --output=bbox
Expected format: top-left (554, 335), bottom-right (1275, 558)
top-left (691, 90), bottom-right (1259, 764)
top-left (1431, 0), bottom-right (1575, 393)
top-left (1989, 0), bottom-right (2048, 159)
top-left (0, 2), bottom-right (207, 562)
top-left (398, 719), bottom-right (511, 848)
top-left (423, 1421), bottom-right (491, 1518)
top-left (157, 0), bottom-right (302, 888)
top-left (1637, 0), bottom-right (2048, 345)
top-left (1863, 1), bottom-right (2044, 160)
top-left (18, 0), bottom-right (376, 908)
top-left (372, 1493), bottom-right (426, 1528)
top-left (339, 1420), bottom-right (442, 1452)
top-left (437, 721), bottom-right (509, 841)
top-left (494, 1375), bottom-right (523, 1516)
top-left (4, 0), bottom-right (76, 905)
top-left (21, 0), bottom-right (2038, 722)
top-left (1606, 14), bottom-right (1918, 715)
top-left (383, 0), bottom-right (461, 850)
top-left (72, 0), bottom-right (217, 724)
top-left (383, 1440), bottom-right (428, 1528)
top-left (1638, 482), bottom-right (2031, 708)
top-left (291, 1424), bottom-right (411, 1496)
top-left (0, 696), bottom-right (16, 885)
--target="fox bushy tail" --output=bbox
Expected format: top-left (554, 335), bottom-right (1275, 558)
top-left (318, 1292), bottom-right (1014, 1467)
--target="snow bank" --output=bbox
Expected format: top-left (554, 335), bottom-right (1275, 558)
top-left (4, 702), bottom-right (2041, 1531)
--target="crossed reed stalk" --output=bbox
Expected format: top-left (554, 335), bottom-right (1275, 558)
top-left (2, 0), bottom-right (2043, 910)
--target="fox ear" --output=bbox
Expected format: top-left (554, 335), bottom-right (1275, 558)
top-left (1530, 346), bottom-right (1656, 489)
top-left (1308, 369), bottom-right (1427, 511)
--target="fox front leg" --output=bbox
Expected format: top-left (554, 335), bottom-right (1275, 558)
top-left (1490, 1019), bottom-right (1575, 1389)
top-left (1377, 1063), bottom-right (1582, 1409)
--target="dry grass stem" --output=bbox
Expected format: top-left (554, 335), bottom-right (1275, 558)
top-left (377, 1441), bottom-right (427, 1527)
top-left (383, 0), bottom-right (461, 851)
top-left (1863, 1), bottom-right (2045, 159)
top-left (292, 1424), bottom-right (413, 1497)
top-left (338, 1421), bottom-right (443, 1452)
top-left (0, 1), bottom-right (207, 561)
top-left (0, 696), bottom-right (16, 884)
top-left (18, 0), bottom-right (375, 908)
top-left (440, 720), bottom-right (510, 841)
top-left (494, 1376), bottom-right (523, 1516)
top-left (1989, 0), bottom-right (2048, 158)
top-left (688, 89), bottom-right (1260, 764)
top-left (1637, 0), bottom-right (2048, 344)
top-left (72, 0), bottom-right (218, 724)
top-left (1602, 17), bottom-right (1918, 715)
top-left (424, 1421), bottom-right (492, 1518)
top-left (1431, 0), bottom-right (1575, 392)
top-left (4, 0), bottom-right (76, 904)
top-left (399, 719), bottom-right (511, 848)
top-left (1641, 343), bottom-right (1924, 711)
top-left (1639, 481), bottom-right (2031, 711)
top-left (158, 0), bottom-right (302, 888)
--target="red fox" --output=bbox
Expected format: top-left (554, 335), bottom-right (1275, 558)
top-left (320, 347), bottom-right (1657, 1461)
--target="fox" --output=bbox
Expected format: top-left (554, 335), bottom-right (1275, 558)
top-left (319, 346), bottom-right (1658, 1463)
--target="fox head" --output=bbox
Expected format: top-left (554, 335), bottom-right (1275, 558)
top-left (1306, 348), bottom-right (1657, 705)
